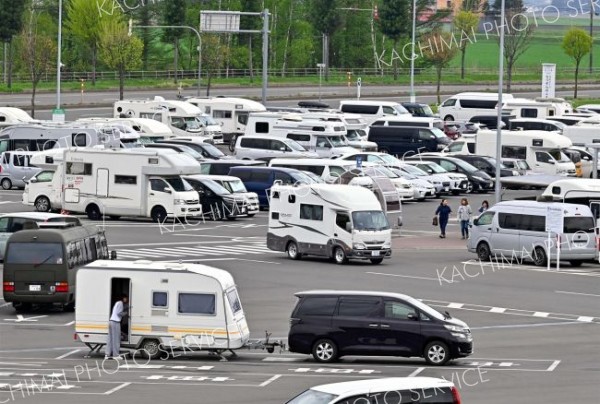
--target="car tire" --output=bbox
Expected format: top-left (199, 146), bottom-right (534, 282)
top-left (333, 246), bottom-right (348, 265)
top-left (286, 241), bottom-right (301, 260)
top-left (1, 178), bottom-right (12, 190)
top-left (370, 258), bottom-right (384, 265)
top-left (532, 246), bottom-right (547, 267)
top-left (424, 340), bottom-right (450, 366)
top-left (312, 339), bottom-right (338, 363)
top-left (569, 260), bottom-right (583, 267)
top-left (63, 302), bottom-right (75, 312)
top-left (476, 242), bottom-right (491, 261)
top-left (246, 213), bottom-right (256, 218)
top-left (465, 181), bottom-right (474, 194)
top-left (140, 339), bottom-right (162, 360)
top-left (86, 204), bottom-right (102, 221)
top-left (13, 302), bottom-right (32, 313)
top-left (34, 196), bottom-right (52, 212)
top-left (151, 206), bottom-right (167, 223)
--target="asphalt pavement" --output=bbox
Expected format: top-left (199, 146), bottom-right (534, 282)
top-left (0, 187), bottom-right (599, 403)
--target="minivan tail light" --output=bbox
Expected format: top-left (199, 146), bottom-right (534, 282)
top-left (3, 282), bottom-right (14, 292)
top-left (55, 282), bottom-right (69, 293)
top-left (451, 386), bottom-right (461, 404)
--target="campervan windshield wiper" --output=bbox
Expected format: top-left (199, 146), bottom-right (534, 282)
top-left (33, 254), bottom-right (54, 268)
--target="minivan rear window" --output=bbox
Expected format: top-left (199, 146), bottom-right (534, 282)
top-left (296, 297), bottom-right (337, 316)
top-left (564, 217), bottom-right (595, 233)
top-left (340, 104), bottom-right (379, 114)
top-left (338, 297), bottom-right (380, 317)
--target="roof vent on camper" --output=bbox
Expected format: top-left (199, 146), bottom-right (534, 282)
top-left (281, 113), bottom-right (303, 122)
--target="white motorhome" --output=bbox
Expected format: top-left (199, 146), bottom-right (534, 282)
top-left (60, 148), bottom-right (202, 221)
top-left (114, 97), bottom-right (223, 141)
top-left (267, 184), bottom-right (392, 265)
top-left (534, 97), bottom-right (573, 115)
top-left (186, 97), bottom-right (266, 144)
top-left (22, 149), bottom-right (66, 212)
top-left (562, 125), bottom-right (600, 148)
top-left (0, 107), bottom-right (37, 129)
top-left (371, 116), bottom-right (445, 131)
top-left (338, 100), bottom-right (411, 125)
top-left (475, 130), bottom-right (576, 176)
top-left (243, 112), bottom-right (355, 158)
top-left (299, 111), bottom-right (377, 150)
top-left (0, 124), bottom-right (121, 152)
top-left (438, 92), bottom-right (514, 122)
top-left (576, 104), bottom-right (600, 114)
top-left (539, 179), bottom-right (600, 216)
top-left (501, 98), bottom-right (561, 119)
top-left (75, 260), bottom-right (250, 360)
top-left (78, 117), bottom-right (174, 142)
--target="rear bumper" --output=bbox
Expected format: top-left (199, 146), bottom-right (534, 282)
top-left (4, 292), bottom-right (72, 304)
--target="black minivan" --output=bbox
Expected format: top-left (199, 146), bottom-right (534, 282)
top-left (368, 126), bottom-right (451, 156)
top-left (288, 291), bottom-right (473, 365)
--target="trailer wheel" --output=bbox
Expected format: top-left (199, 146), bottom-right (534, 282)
top-left (286, 241), bottom-right (301, 260)
top-left (34, 196), bottom-right (51, 212)
top-left (1, 178), bottom-right (12, 190)
top-left (86, 204), bottom-right (102, 220)
top-left (151, 207), bottom-right (167, 223)
top-left (140, 339), bottom-right (162, 359)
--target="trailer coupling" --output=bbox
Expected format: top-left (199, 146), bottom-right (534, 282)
top-left (245, 331), bottom-right (286, 354)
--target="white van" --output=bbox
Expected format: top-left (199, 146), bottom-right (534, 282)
top-left (75, 260), bottom-right (250, 360)
top-left (234, 134), bottom-right (319, 161)
top-left (205, 175), bottom-right (259, 216)
top-left (468, 201), bottom-right (596, 266)
top-left (338, 100), bottom-right (411, 125)
top-left (508, 118), bottom-right (565, 133)
top-left (269, 157), bottom-right (356, 183)
top-left (438, 92), bottom-right (513, 122)
top-left (0, 151), bottom-right (40, 189)
top-left (371, 116), bottom-right (445, 131)
top-left (475, 130), bottom-right (576, 176)
top-left (267, 183), bottom-right (392, 265)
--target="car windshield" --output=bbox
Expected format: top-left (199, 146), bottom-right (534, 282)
top-left (286, 389), bottom-right (338, 404)
top-left (430, 128), bottom-right (447, 138)
top-left (452, 159), bottom-right (478, 173)
top-left (198, 115), bottom-right (218, 126)
top-left (293, 171), bottom-right (319, 184)
top-left (284, 139), bottom-right (307, 151)
top-left (301, 171), bottom-right (326, 183)
top-left (547, 149), bottom-right (572, 163)
top-left (202, 143), bottom-right (225, 157)
top-left (184, 117), bottom-right (201, 130)
top-left (365, 166), bottom-right (398, 178)
top-left (402, 164), bottom-right (427, 176)
top-left (328, 136), bottom-right (347, 147)
top-left (517, 160), bottom-right (531, 170)
top-left (482, 157), bottom-right (508, 169)
top-left (345, 130), bottom-right (363, 140)
top-left (164, 177), bottom-right (193, 192)
top-left (379, 154), bottom-right (400, 165)
top-left (394, 104), bottom-right (410, 115)
top-left (220, 179), bottom-right (247, 193)
top-left (424, 163), bottom-right (448, 174)
top-left (420, 105), bottom-right (435, 116)
top-left (203, 179), bottom-right (230, 195)
top-left (352, 210), bottom-right (390, 231)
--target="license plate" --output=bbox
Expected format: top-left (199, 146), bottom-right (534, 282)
top-left (29, 285), bottom-right (41, 292)
top-left (372, 251), bottom-right (380, 257)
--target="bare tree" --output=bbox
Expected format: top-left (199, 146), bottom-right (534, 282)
top-left (497, 7), bottom-right (534, 92)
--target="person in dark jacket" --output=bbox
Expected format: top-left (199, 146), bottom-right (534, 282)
top-left (435, 199), bottom-right (452, 238)
top-left (478, 200), bottom-right (489, 214)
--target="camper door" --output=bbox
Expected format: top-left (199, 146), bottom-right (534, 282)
top-left (110, 277), bottom-right (131, 344)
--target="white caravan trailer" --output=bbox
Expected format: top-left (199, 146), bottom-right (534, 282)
top-left (60, 148), bottom-right (202, 221)
top-left (114, 97), bottom-right (223, 141)
top-left (0, 107), bottom-right (36, 129)
top-left (267, 183), bottom-right (392, 265)
top-left (75, 260), bottom-right (250, 360)
top-left (475, 130), bottom-right (576, 176)
top-left (438, 92), bottom-right (514, 122)
top-left (186, 97), bottom-right (266, 144)
top-left (0, 124), bottom-right (121, 152)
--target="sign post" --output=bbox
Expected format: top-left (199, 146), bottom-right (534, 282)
top-left (357, 77), bottom-right (361, 100)
top-left (545, 205), bottom-right (564, 271)
top-left (52, 108), bottom-right (65, 123)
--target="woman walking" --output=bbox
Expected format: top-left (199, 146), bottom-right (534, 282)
top-left (435, 199), bottom-right (452, 238)
top-left (457, 198), bottom-right (472, 240)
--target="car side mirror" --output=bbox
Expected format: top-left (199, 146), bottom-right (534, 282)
top-left (30, 178), bottom-right (37, 183)
top-left (280, 147), bottom-right (286, 152)
top-left (407, 313), bottom-right (418, 321)
top-left (163, 187), bottom-right (172, 194)
top-left (549, 160), bottom-right (555, 165)
top-left (473, 218), bottom-right (479, 226)
top-left (345, 222), bottom-right (352, 232)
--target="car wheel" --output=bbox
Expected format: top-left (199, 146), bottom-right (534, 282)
top-left (476, 242), bottom-right (491, 261)
top-left (1, 178), bottom-right (12, 190)
top-left (109, 216), bottom-right (121, 220)
top-left (246, 213), bottom-right (255, 218)
top-left (86, 204), bottom-right (102, 221)
top-left (465, 181), bottom-right (474, 194)
top-left (34, 196), bottom-right (51, 212)
top-left (63, 302), bottom-right (75, 312)
top-left (312, 339), bottom-right (338, 363)
top-left (370, 258), bottom-right (384, 265)
top-left (286, 241), bottom-right (301, 260)
top-left (532, 246), bottom-right (547, 267)
top-left (569, 260), bottom-right (583, 267)
top-left (151, 207), bottom-right (167, 223)
top-left (424, 340), bottom-right (450, 366)
top-left (443, 115), bottom-right (455, 122)
top-left (140, 339), bottom-right (162, 360)
top-left (333, 247), bottom-right (348, 265)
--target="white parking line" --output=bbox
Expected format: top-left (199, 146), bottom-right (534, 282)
top-left (408, 368), bottom-right (425, 377)
top-left (55, 349), bottom-right (80, 360)
top-left (104, 382), bottom-right (132, 395)
top-left (555, 290), bottom-right (600, 298)
top-left (366, 272), bottom-right (440, 281)
top-left (259, 375), bottom-right (282, 387)
top-left (546, 360), bottom-right (561, 372)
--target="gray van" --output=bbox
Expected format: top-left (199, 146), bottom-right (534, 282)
top-left (0, 151), bottom-right (41, 190)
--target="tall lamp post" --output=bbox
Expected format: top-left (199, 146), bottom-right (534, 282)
top-left (495, 0), bottom-right (506, 204)
top-left (54, 0), bottom-right (63, 121)
top-left (129, 20), bottom-right (202, 97)
top-left (317, 63), bottom-right (325, 102)
top-left (591, 3), bottom-right (595, 73)
top-left (409, 0), bottom-right (417, 103)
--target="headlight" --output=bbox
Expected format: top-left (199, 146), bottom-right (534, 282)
top-left (444, 324), bottom-right (467, 333)
top-left (353, 243), bottom-right (366, 250)
top-left (512, 170), bottom-right (520, 176)
top-left (173, 199), bottom-right (185, 205)
top-left (383, 241), bottom-right (391, 249)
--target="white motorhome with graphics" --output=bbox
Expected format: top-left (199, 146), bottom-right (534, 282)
top-left (267, 184), bottom-right (392, 265)
top-left (78, 117), bottom-right (174, 142)
top-left (299, 111), bottom-right (377, 150)
top-left (539, 179), bottom-right (600, 216)
top-left (22, 149), bottom-right (66, 212)
top-left (114, 97), bottom-right (223, 141)
top-left (475, 130), bottom-right (576, 176)
top-left (75, 260), bottom-right (250, 360)
top-left (0, 107), bottom-right (37, 129)
top-left (186, 97), bottom-right (266, 144)
top-left (59, 148), bottom-right (202, 222)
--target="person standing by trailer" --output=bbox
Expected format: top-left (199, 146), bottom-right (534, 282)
top-left (436, 199), bottom-right (452, 238)
top-left (106, 294), bottom-right (128, 359)
top-left (457, 198), bottom-right (472, 240)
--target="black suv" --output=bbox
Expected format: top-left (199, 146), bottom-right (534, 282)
top-left (288, 290), bottom-right (473, 365)
top-left (453, 155), bottom-right (518, 178)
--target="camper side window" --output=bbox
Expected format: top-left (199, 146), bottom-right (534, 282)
top-left (501, 146), bottom-right (527, 160)
top-left (66, 162), bottom-right (92, 176)
top-left (300, 204), bottom-right (323, 221)
top-left (178, 293), bottom-right (216, 315)
top-left (152, 291), bottom-right (168, 308)
top-left (226, 289), bottom-right (242, 314)
top-left (213, 110), bottom-right (232, 119)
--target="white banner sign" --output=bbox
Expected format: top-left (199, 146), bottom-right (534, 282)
top-left (541, 63), bottom-right (556, 99)
top-left (545, 205), bottom-right (564, 234)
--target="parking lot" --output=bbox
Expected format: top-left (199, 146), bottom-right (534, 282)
top-left (0, 187), bottom-right (599, 403)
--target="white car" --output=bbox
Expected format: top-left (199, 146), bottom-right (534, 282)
top-left (392, 169), bottom-right (436, 200)
top-left (287, 377), bottom-right (461, 404)
top-left (404, 161), bottom-right (470, 195)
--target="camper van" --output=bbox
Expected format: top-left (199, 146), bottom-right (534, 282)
top-left (114, 97), bottom-right (223, 141)
top-left (298, 111), bottom-right (377, 150)
top-left (186, 97), bottom-right (267, 144)
top-left (468, 201), bottom-right (596, 267)
top-left (75, 260), bottom-right (250, 359)
top-left (267, 184), bottom-right (392, 265)
top-left (501, 98), bottom-right (561, 119)
top-left (338, 100), bottom-right (411, 125)
top-left (0, 107), bottom-right (36, 129)
top-left (269, 158), bottom-right (357, 183)
top-left (0, 151), bottom-right (41, 190)
top-left (475, 130), bottom-right (576, 176)
top-left (438, 92), bottom-right (514, 122)
top-left (78, 117), bottom-right (174, 142)
top-left (539, 179), bottom-right (600, 215)
top-left (59, 148), bottom-right (202, 222)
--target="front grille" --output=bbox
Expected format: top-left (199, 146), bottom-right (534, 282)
top-left (442, 182), bottom-right (450, 187)
top-left (186, 200), bottom-right (199, 205)
top-left (365, 240), bottom-right (386, 245)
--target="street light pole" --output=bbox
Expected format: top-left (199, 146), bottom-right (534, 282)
top-left (590, 3), bottom-right (595, 74)
top-left (495, 0), bottom-right (506, 204)
top-left (56, 0), bottom-right (62, 109)
top-left (409, 0), bottom-right (417, 103)
top-left (129, 21), bottom-right (201, 97)
top-left (317, 63), bottom-right (325, 102)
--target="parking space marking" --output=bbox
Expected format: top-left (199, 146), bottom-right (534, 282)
top-left (116, 242), bottom-right (277, 260)
top-left (420, 298), bottom-right (600, 324)
top-left (55, 350), bottom-right (80, 360)
top-left (289, 368), bottom-right (381, 374)
top-left (143, 375), bottom-right (233, 382)
top-left (259, 374), bottom-right (281, 387)
top-left (4, 314), bottom-right (48, 323)
top-left (103, 382), bottom-right (131, 395)
top-left (547, 360), bottom-right (561, 372)
top-left (262, 357), bottom-right (305, 362)
top-left (555, 290), bottom-right (600, 298)
top-left (366, 271), bottom-right (441, 281)
top-left (408, 367), bottom-right (425, 377)
top-left (461, 260), bottom-right (600, 278)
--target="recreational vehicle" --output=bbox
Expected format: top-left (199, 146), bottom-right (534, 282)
top-left (539, 179), bottom-right (600, 216)
top-left (114, 97), bottom-right (223, 141)
top-left (501, 98), bottom-right (560, 119)
top-left (298, 111), bottom-right (377, 150)
top-left (0, 107), bottom-right (36, 129)
top-left (371, 116), bottom-right (445, 131)
top-left (75, 260), bottom-right (250, 359)
top-left (267, 184), bottom-right (392, 265)
top-left (562, 125), bottom-right (600, 148)
top-left (186, 97), bottom-right (267, 144)
top-left (269, 158), bottom-right (357, 183)
top-left (78, 117), bottom-right (174, 142)
top-left (438, 92), bottom-right (513, 122)
top-left (60, 148), bottom-right (202, 222)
